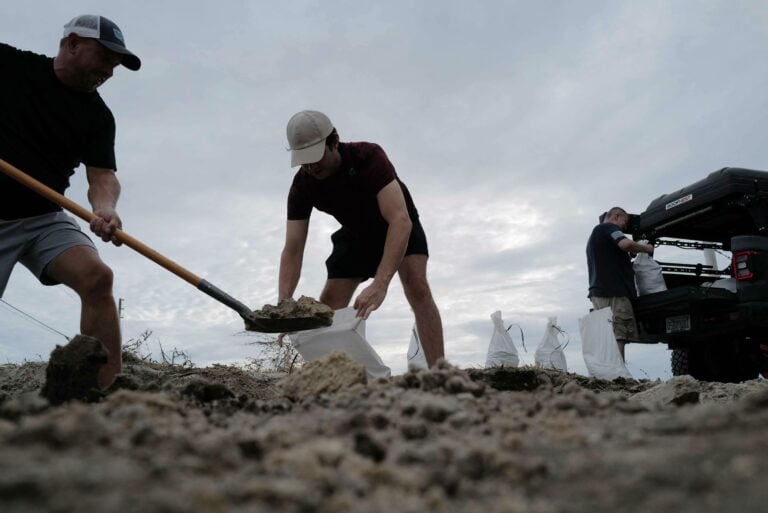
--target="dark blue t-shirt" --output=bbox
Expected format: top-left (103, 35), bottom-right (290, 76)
top-left (586, 223), bottom-right (636, 298)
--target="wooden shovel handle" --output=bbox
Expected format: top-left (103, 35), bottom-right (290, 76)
top-left (0, 158), bottom-right (203, 287)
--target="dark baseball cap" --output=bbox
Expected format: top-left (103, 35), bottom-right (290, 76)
top-left (63, 15), bottom-right (141, 71)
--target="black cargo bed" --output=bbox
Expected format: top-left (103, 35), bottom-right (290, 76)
top-left (635, 286), bottom-right (740, 343)
top-left (635, 286), bottom-right (737, 312)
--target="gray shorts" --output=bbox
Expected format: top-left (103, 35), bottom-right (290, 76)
top-left (0, 211), bottom-right (96, 296)
top-left (590, 296), bottom-right (638, 342)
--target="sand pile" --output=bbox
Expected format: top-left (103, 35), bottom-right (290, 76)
top-left (0, 355), bottom-right (766, 513)
top-left (280, 351), bottom-right (367, 401)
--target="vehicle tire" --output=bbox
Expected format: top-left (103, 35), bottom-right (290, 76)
top-left (670, 349), bottom-right (690, 376)
top-left (761, 344), bottom-right (768, 378)
top-left (686, 341), bottom-right (759, 383)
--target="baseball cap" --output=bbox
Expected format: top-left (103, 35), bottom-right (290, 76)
top-left (286, 110), bottom-right (334, 167)
top-left (63, 15), bottom-right (141, 71)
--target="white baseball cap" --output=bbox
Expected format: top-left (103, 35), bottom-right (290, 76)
top-left (63, 15), bottom-right (141, 71)
top-left (286, 110), bottom-right (334, 167)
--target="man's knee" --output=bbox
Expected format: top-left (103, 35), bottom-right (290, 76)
top-left (73, 262), bottom-right (114, 298)
top-left (320, 279), bottom-right (358, 309)
top-left (403, 276), bottom-right (433, 305)
top-left (399, 255), bottom-right (432, 300)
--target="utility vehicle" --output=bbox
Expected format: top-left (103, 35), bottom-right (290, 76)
top-left (630, 167), bottom-right (768, 382)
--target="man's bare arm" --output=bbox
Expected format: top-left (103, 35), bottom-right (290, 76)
top-left (279, 218), bottom-right (310, 301)
top-left (618, 238), bottom-right (654, 256)
top-left (86, 166), bottom-right (122, 245)
top-left (353, 181), bottom-right (412, 319)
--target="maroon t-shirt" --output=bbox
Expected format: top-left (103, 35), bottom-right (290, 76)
top-left (287, 142), bottom-right (419, 239)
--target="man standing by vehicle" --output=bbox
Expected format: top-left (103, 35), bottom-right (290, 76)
top-left (586, 207), bottom-right (654, 360)
top-left (279, 110), bottom-right (445, 367)
top-left (0, 15), bottom-right (141, 387)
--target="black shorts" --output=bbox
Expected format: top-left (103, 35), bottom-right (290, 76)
top-left (325, 217), bottom-right (429, 280)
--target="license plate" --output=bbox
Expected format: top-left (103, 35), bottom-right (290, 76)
top-left (666, 315), bottom-right (691, 333)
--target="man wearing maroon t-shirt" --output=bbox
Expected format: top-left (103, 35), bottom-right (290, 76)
top-left (279, 110), bottom-right (445, 367)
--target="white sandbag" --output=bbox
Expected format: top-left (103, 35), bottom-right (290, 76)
top-left (289, 307), bottom-right (391, 379)
top-left (633, 253), bottom-right (667, 295)
top-left (485, 311), bottom-right (519, 368)
top-left (534, 317), bottom-right (568, 372)
top-left (406, 324), bottom-right (428, 370)
top-left (578, 307), bottom-right (633, 380)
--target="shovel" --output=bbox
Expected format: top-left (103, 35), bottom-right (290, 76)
top-left (0, 158), bottom-right (331, 333)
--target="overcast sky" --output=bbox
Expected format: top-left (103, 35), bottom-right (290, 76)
top-left (2, 1), bottom-right (766, 379)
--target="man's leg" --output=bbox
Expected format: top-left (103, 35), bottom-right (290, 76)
top-left (398, 254), bottom-right (444, 367)
top-left (615, 340), bottom-right (626, 361)
top-left (319, 278), bottom-right (362, 309)
top-left (46, 245), bottom-right (121, 388)
top-left (0, 219), bottom-right (25, 297)
top-left (611, 297), bottom-right (637, 363)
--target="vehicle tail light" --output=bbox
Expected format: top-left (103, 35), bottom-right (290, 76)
top-left (732, 250), bottom-right (760, 280)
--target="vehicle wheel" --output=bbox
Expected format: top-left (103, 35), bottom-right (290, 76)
top-left (686, 341), bottom-right (759, 383)
top-left (670, 349), bottom-right (689, 376)
top-left (761, 344), bottom-right (768, 378)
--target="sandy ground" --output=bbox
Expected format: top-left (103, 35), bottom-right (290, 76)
top-left (1, 350), bottom-right (767, 513)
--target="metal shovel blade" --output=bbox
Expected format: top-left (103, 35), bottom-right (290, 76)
top-left (242, 314), bottom-right (333, 333)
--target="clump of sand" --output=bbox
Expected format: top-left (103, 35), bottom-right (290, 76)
top-left (280, 351), bottom-right (366, 401)
top-left (40, 335), bottom-right (107, 405)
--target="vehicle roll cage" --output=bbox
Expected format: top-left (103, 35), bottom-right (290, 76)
top-left (651, 238), bottom-right (731, 278)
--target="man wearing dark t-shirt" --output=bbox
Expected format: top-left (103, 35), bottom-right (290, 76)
top-left (0, 15), bottom-right (141, 388)
top-left (586, 207), bottom-right (654, 359)
top-left (279, 110), bottom-right (445, 367)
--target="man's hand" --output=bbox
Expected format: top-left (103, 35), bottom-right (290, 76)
top-left (90, 207), bottom-right (123, 246)
top-left (620, 238), bottom-right (655, 257)
top-left (86, 166), bottom-right (121, 245)
top-left (353, 282), bottom-right (387, 320)
top-left (638, 240), bottom-right (655, 256)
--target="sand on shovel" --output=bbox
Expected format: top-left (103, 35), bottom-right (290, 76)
top-left (247, 296), bottom-right (334, 331)
top-left (40, 335), bottom-right (108, 405)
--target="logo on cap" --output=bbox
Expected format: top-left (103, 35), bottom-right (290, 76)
top-left (112, 27), bottom-right (125, 44)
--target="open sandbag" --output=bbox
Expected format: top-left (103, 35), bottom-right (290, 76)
top-left (578, 307), bottom-right (632, 380)
top-left (289, 307), bottom-right (391, 379)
